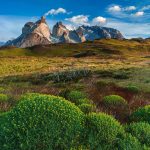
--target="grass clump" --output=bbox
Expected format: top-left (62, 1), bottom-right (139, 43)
top-left (1, 93), bottom-right (85, 150)
top-left (130, 105), bottom-right (150, 123)
top-left (126, 122), bottom-right (150, 147)
top-left (102, 95), bottom-right (127, 107)
top-left (85, 113), bottom-right (124, 149)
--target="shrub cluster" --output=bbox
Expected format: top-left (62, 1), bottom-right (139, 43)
top-left (102, 95), bottom-right (127, 107)
top-left (130, 105), bottom-right (150, 123)
top-left (1, 92), bottom-right (149, 150)
top-left (1, 93), bottom-right (85, 150)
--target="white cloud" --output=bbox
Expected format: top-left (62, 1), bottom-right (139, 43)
top-left (65, 15), bottom-right (89, 25)
top-left (92, 16), bottom-right (107, 25)
top-left (124, 6), bottom-right (136, 11)
top-left (108, 5), bottom-right (121, 12)
top-left (134, 11), bottom-right (144, 17)
top-left (44, 8), bottom-right (68, 16)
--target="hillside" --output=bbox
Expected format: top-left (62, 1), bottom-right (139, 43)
top-left (1, 39), bottom-right (150, 57)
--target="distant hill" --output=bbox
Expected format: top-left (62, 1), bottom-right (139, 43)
top-left (5, 17), bottom-right (124, 48)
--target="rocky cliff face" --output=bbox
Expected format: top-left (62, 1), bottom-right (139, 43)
top-left (5, 17), bottom-right (51, 48)
top-left (51, 22), bottom-right (86, 43)
top-left (5, 17), bottom-right (124, 48)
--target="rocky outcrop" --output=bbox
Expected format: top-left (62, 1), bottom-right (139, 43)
top-left (5, 17), bottom-right (51, 48)
top-left (52, 22), bottom-right (86, 43)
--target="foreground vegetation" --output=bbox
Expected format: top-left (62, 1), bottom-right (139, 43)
top-left (0, 39), bottom-right (150, 149)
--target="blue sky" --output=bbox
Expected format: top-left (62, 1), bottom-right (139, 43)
top-left (0, 0), bottom-right (150, 41)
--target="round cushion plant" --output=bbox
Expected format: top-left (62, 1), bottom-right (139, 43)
top-left (1, 93), bottom-right (85, 150)
top-left (102, 95), bottom-right (127, 107)
top-left (130, 105), bottom-right (150, 123)
top-left (85, 112), bottom-right (124, 150)
top-left (126, 122), bottom-right (150, 147)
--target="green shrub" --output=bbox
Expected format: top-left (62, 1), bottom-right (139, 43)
top-left (67, 91), bottom-right (87, 104)
top-left (125, 85), bottom-right (140, 93)
top-left (78, 104), bottom-right (96, 114)
top-left (130, 105), bottom-right (150, 123)
top-left (116, 133), bottom-right (143, 150)
top-left (0, 94), bottom-right (8, 102)
top-left (1, 93), bottom-right (85, 150)
top-left (126, 122), bottom-right (150, 147)
top-left (85, 113), bottom-right (124, 149)
top-left (102, 95), bottom-right (127, 107)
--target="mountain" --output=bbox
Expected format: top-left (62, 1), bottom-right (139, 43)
top-left (5, 17), bottom-right (124, 48)
top-left (52, 22), bottom-right (86, 43)
top-left (76, 26), bottom-right (124, 41)
top-left (5, 17), bottom-right (51, 48)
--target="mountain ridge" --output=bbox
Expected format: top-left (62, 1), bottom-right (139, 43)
top-left (5, 17), bottom-right (124, 48)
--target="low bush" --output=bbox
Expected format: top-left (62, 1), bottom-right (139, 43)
top-left (0, 94), bottom-right (8, 102)
top-left (67, 91), bottom-right (87, 104)
top-left (126, 122), bottom-right (150, 147)
top-left (102, 95), bottom-right (127, 107)
top-left (130, 105), bottom-right (150, 123)
top-left (78, 104), bottom-right (96, 114)
top-left (116, 133), bottom-right (143, 150)
top-left (1, 93), bottom-right (85, 150)
top-left (125, 85), bottom-right (140, 93)
top-left (85, 113), bottom-right (124, 149)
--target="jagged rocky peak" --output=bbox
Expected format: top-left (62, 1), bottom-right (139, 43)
top-left (52, 22), bottom-right (86, 43)
top-left (5, 16), bottom-right (51, 48)
top-left (52, 21), bottom-right (69, 37)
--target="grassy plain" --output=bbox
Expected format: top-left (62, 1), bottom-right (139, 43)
top-left (0, 39), bottom-right (150, 122)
